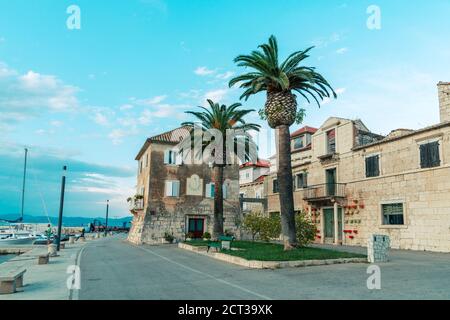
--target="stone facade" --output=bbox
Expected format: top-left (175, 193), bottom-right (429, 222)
top-left (265, 83), bottom-right (450, 253)
top-left (128, 126), bottom-right (241, 245)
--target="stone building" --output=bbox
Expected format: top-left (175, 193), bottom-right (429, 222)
top-left (239, 160), bottom-right (270, 213)
top-left (266, 82), bottom-right (450, 253)
top-left (127, 126), bottom-right (241, 245)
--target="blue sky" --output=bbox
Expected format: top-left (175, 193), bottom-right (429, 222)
top-left (1, 0), bottom-right (450, 218)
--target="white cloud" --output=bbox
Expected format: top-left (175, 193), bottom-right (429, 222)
top-left (204, 89), bottom-right (228, 102)
top-left (195, 66), bottom-right (216, 76)
top-left (135, 95), bottom-right (167, 106)
top-left (336, 47), bottom-right (348, 54)
top-left (50, 120), bottom-right (63, 127)
top-left (94, 112), bottom-right (109, 126)
top-left (335, 88), bottom-right (346, 95)
top-left (216, 71), bottom-right (235, 80)
top-left (119, 104), bottom-right (134, 111)
top-left (108, 129), bottom-right (127, 145)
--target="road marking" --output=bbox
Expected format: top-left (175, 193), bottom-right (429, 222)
top-left (135, 245), bottom-right (272, 300)
top-left (69, 245), bottom-right (85, 301)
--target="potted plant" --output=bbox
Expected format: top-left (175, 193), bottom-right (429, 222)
top-left (185, 232), bottom-right (195, 242)
top-left (202, 232), bottom-right (211, 241)
top-left (164, 232), bottom-right (175, 244)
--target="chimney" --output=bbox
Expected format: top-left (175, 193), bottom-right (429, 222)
top-left (438, 82), bottom-right (450, 123)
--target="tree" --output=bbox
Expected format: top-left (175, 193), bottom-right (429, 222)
top-left (229, 35), bottom-right (336, 250)
top-left (182, 100), bottom-right (260, 238)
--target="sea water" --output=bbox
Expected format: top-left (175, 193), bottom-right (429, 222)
top-left (0, 254), bottom-right (15, 264)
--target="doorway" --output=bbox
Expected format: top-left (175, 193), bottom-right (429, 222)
top-left (326, 168), bottom-right (337, 196)
top-left (188, 218), bottom-right (205, 239)
top-left (323, 208), bottom-right (343, 243)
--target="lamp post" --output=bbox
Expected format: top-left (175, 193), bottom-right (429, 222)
top-left (56, 166), bottom-right (67, 251)
top-left (104, 200), bottom-right (109, 237)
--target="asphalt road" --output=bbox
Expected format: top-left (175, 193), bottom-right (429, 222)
top-left (78, 235), bottom-right (450, 300)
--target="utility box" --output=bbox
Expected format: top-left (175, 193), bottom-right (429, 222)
top-left (368, 234), bottom-right (390, 263)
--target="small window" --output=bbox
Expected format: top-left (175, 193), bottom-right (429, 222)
top-left (327, 129), bottom-right (336, 154)
top-left (365, 155), bottom-right (380, 178)
top-left (206, 183), bottom-right (215, 198)
top-left (164, 150), bottom-right (181, 165)
top-left (273, 179), bottom-right (279, 193)
top-left (165, 181), bottom-right (180, 197)
top-left (382, 203), bottom-right (404, 225)
top-left (420, 141), bottom-right (440, 169)
top-left (139, 160), bottom-right (143, 173)
top-left (296, 173), bottom-right (308, 189)
top-left (145, 153), bottom-right (149, 167)
top-left (293, 136), bottom-right (304, 150)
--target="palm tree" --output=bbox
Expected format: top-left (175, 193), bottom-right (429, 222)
top-left (229, 35), bottom-right (336, 250)
top-left (182, 100), bottom-right (260, 238)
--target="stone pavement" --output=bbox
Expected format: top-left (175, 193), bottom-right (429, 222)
top-left (0, 240), bottom-right (86, 300)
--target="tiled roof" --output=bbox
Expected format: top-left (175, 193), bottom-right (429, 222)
top-left (135, 126), bottom-right (192, 160)
top-left (149, 125), bottom-right (192, 143)
top-left (291, 126), bottom-right (318, 138)
top-left (240, 159), bottom-right (270, 169)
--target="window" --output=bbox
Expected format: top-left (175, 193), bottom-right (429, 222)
top-left (365, 155), bottom-right (380, 178)
top-left (293, 136), bottom-right (304, 150)
top-left (296, 173), bottom-right (308, 189)
top-left (206, 183), bottom-right (215, 198)
top-left (382, 203), bottom-right (404, 225)
top-left (273, 179), bottom-right (279, 193)
top-left (420, 141), bottom-right (440, 169)
top-left (145, 153), bottom-right (149, 167)
top-left (165, 180), bottom-right (180, 197)
top-left (164, 150), bottom-right (182, 165)
top-left (327, 129), bottom-right (336, 154)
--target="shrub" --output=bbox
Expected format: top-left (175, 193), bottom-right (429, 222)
top-left (185, 232), bottom-right (195, 239)
top-left (259, 214), bottom-right (281, 242)
top-left (242, 212), bottom-right (263, 241)
top-left (224, 229), bottom-right (235, 237)
top-left (202, 232), bottom-right (211, 240)
top-left (295, 212), bottom-right (316, 247)
top-left (164, 232), bottom-right (175, 243)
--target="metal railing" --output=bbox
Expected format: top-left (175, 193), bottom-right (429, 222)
top-left (303, 183), bottom-right (346, 200)
top-left (129, 199), bottom-right (144, 211)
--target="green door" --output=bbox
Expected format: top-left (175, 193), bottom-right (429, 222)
top-left (324, 208), bottom-right (334, 239)
top-left (324, 208), bottom-right (343, 241)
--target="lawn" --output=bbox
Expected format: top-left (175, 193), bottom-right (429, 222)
top-left (184, 240), bottom-right (366, 261)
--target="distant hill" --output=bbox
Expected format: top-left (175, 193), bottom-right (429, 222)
top-left (0, 214), bottom-right (132, 227)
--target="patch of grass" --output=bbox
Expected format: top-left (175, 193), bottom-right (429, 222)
top-left (184, 240), bottom-right (210, 247)
top-left (226, 241), bottom-right (365, 261)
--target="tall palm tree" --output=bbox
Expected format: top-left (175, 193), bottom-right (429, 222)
top-left (182, 100), bottom-right (260, 238)
top-left (229, 35), bottom-right (336, 250)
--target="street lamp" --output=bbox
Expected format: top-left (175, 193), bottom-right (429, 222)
top-left (56, 166), bottom-right (67, 251)
top-left (104, 200), bottom-right (109, 236)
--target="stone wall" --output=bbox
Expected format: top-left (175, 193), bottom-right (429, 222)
top-left (128, 141), bottom-right (242, 245)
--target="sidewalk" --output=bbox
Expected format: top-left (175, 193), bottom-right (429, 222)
top-left (0, 241), bottom-right (86, 300)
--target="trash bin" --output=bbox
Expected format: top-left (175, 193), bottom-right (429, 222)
top-left (368, 234), bottom-right (390, 263)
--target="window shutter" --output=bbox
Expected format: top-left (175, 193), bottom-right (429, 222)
top-left (164, 150), bottom-right (170, 164)
top-left (175, 151), bottom-right (183, 165)
top-left (293, 175), bottom-right (296, 189)
top-left (173, 181), bottom-right (180, 197)
top-left (223, 184), bottom-right (228, 199)
top-left (430, 142), bottom-right (440, 167)
top-left (211, 184), bottom-right (215, 198)
top-left (165, 181), bottom-right (172, 196)
top-left (365, 157), bottom-right (371, 177)
top-left (374, 156), bottom-right (380, 176)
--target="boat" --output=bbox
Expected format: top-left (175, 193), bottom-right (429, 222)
top-left (0, 148), bottom-right (38, 247)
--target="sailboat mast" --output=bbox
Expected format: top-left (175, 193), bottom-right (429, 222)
top-left (20, 148), bottom-right (28, 221)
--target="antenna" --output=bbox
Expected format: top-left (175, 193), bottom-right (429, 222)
top-left (20, 148), bottom-right (28, 222)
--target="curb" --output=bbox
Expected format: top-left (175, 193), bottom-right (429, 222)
top-left (178, 243), bottom-right (368, 269)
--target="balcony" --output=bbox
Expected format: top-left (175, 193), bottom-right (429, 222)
top-left (303, 183), bottom-right (346, 202)
top-left (128, 198), bottom-right (144, 213)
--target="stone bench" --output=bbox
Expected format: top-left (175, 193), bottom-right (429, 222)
top-left (0, 267), bottom-right (27, 295)
top-left (38, 254), bottom-right (50, 265)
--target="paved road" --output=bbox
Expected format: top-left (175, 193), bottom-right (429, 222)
top-left (78, 236), bottom-right (450, 300)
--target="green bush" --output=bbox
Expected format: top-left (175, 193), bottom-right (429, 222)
top-left (242, 212), bottom-right (281, 242)
top-left (202, 232), bottom-right (211, 240)
top-left (259, 214), bottom-right (281, 242)
top-left (295, 212), bottom-right (316, 247)
top-left (164, 232), bottom-right (175, 243)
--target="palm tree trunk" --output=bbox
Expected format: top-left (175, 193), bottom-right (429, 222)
top-left (276, 125), bottom-right (297, 250)
top-left (213, 165), bottom-right (224, 238)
